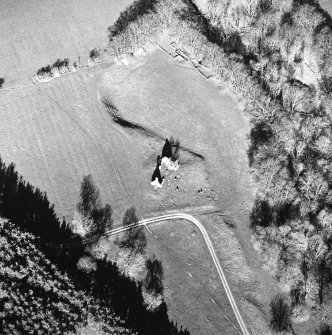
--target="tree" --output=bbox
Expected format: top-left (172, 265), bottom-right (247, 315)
top-left (0, 77), bottom-right (4, 89)
top-left (144, 256), bottom-right (164, 295)
top-left (123, 206), bottom-right (139, 227)
top-left (77, 175), bottom-right (100, 217)
top-left (90, 48), bottom-right (100, 60)
top-left (92, 203), bottom-right (113, 235)
top-left (53, 58), bottom-right (64, 70)
top-left (270, 294), bottom-right (291, 332)
top-left (119, 207), bottom-right (146, 254)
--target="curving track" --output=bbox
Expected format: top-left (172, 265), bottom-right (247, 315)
top-left (105, 213), bottom-right (251, 335)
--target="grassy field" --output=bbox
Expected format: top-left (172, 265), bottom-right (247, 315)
top-left (0, 43), bottom-right (268, 333)
top-left (98, 47), bottom-right (276, 334)
top-left (99, 47), bottom-right (254, 217)
top-left (0, 65), bottom-right (142, 222)
top-left (0, 0), bottom-right (132, 85)
top-left (0, 3), bottom-right (277, 328)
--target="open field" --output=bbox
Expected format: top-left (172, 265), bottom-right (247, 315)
top-left (99, 47), bottom-right (254, 216)
top-left (97, 46), bottom-right (277, 334)
top-left (320, 0), bottom-right (332, 16)
top-left (0, 42), bottom-right (269, 333)
top-left (0, 0), bottom-right (132, 85)
top-left (0, 64), bottom-right (147, 223)
top-left (0, 8), bottom-right (277, 330)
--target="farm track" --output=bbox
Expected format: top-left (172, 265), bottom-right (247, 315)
top-left (64, 213), bottom-right (252, 335)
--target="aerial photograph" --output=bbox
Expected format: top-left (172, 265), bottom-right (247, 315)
top-left (1, 0), bottom-right (332, 334)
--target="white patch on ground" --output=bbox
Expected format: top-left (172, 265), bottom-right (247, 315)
top-left (161, 157), bottom-right (179, 171)
top-left (151, 177), bottom-right (164, 189)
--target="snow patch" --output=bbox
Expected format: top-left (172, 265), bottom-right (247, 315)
top-left (161, 157), bottom-right (179, 171)
top-left (151, 177), bottom-right (164, 189)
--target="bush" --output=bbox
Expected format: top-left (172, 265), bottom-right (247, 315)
top-left (37, 65), bottom-right (52, 76)
top-left (0, 77), bottom-right (4, 88)
top-left (270, 294), bottom-right (291, 332)
top-left (90, 48), bottom-right (100, 60)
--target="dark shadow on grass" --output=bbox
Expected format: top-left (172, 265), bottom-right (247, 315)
top-left (101, 98), bottom-right (205, 161)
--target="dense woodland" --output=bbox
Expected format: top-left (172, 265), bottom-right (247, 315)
top-left (107, 0), bottom-right (332, 333)
top-left (0, 157), bottom-right (189, 334)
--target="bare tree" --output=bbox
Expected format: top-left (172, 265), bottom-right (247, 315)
top-left (119, 207), bottom-right (146, 254)
top-left (77, 175), bottom-right (100, 217)
top-left (144, 256), bottom-right (164, 295)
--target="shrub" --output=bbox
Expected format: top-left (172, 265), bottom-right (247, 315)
top-left (37, 65), bottom-right (52, 76)
top-left (90, 48), bottom-right (100, 60)
top-left (53, 58), bottom-right (65, 69)
top-left (270, 294), bottom-right (291, 332)
top-left (0, 77), bottom-right (4, 88)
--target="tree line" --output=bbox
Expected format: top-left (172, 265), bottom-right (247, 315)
top-left (37, 58), bottom-right (70, 76)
